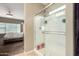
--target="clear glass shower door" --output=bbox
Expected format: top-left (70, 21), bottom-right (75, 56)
top-left (34, 14), bottom-right (45, 55)
top-left (34, 4), bottom-right (66, 56)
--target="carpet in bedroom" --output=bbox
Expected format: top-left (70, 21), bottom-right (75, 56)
top-left (0, 41), bottom-right (24, 56)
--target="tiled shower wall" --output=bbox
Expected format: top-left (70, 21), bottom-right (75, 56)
top-left (45, 10), bottom-right (66, 55)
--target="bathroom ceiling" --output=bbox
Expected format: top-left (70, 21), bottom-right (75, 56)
top-left (0, 3), bottom-right (47, 14)
top-left (4, 3), bottom-right (47, 13)
top-left (0, 3), bottom-right (49, 20)
top-left (42, 3), bottom-right (49, 6)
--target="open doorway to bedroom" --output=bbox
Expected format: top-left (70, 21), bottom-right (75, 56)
top-left (0, 3), bottom-right (24, 56)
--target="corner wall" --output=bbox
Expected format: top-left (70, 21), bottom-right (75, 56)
top-left (66, 3), bottom-right (74, 56)
top-left (24, 3), bottom-right (44, 52)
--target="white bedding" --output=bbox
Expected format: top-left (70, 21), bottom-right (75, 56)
top-left (4, 32), bottom-right (23, 40)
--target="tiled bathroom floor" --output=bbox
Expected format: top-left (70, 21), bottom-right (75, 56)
top-left (14, 51), bottom-right (39, 56)
top-left (14, 48), bottom-right (44, 56)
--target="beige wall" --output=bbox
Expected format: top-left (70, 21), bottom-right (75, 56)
top-left (66, 3), bottom-right (74, 56)
top-left (24, 3), bottom-right (44, 52)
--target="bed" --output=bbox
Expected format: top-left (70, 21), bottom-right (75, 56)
top-left (3, 32), bottom-right (24, 44)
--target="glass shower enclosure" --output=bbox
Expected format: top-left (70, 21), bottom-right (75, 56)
top-left (34, 3), bottom-right (66, 56)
